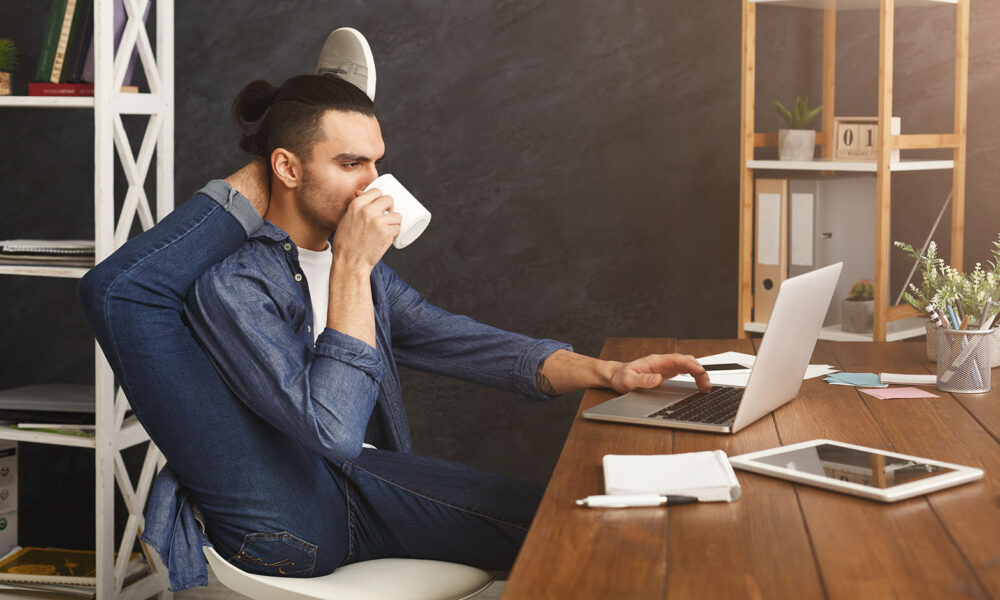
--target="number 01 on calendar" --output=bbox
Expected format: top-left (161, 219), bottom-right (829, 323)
top-left (833, 116), bottom-right (900, 162)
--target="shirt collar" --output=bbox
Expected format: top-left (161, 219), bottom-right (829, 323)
top-left (249, 220), bottom-right (293, 243)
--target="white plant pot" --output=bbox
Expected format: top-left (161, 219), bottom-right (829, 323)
top-left (925, 321), bottom-right (1000, 367)
top-left (777, 129), bottom-right (816, 161)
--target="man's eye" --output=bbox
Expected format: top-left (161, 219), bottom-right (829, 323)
top-left (342, 162), bottom-right (359, 169)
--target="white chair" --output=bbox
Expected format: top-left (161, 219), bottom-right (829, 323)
top-left (203, 545), bottom-right (494, 600)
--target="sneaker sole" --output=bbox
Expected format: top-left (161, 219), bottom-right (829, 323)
top-left (315, 27), bottom-right (376, 101)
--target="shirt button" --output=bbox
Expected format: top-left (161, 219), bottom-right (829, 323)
top-left (294, 274), bottom-right (303, 282)
top-left (307, 325), bottom-right (311, 332)
top-left (283, 243), bottom-right (292, 251)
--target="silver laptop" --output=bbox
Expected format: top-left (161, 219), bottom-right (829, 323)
top-left (582, 262), bottom-right (843, 434)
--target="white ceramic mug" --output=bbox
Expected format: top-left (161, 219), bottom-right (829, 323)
top-left (365, 174), bottom-right (431, 249)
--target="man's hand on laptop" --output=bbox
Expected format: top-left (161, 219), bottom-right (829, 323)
top-left (609, 354), bottom-right (710, 394)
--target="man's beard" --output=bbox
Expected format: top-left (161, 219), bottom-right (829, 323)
top-left (298, 170), bottom-right (341, 234)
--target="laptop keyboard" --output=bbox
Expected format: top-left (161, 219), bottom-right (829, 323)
top-left (647, 386), bottom-right (744, 425)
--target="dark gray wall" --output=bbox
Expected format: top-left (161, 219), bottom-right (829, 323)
top-left (1, 0), bottom-right (998, 547)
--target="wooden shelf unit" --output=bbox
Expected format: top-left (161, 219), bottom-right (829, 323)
top-left (738, 0), bottom-right (969, 342)
top-left (0, 0), bottom-right (174, 597)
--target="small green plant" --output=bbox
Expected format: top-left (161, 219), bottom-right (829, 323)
top-left (848, 279), bottom-right (874, 301)
top-left (0, 39), bottom-right (17, 72)
top-left (896, 234), bottom-right (1000, 324)
top-left (773, 96), bottom-right (822, 130)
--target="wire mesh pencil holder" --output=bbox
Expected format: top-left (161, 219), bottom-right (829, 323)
top-left (937, 328), bottom-right (993, 394)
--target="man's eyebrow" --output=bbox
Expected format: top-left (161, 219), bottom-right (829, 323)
top-left (333, 153), bottom-right (371, 162)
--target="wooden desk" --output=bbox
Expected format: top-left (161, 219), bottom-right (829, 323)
top-left (505, 339), bottom-right (1000, 599)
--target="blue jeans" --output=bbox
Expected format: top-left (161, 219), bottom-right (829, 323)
top-left (78, 192), bottom-right (541, 582)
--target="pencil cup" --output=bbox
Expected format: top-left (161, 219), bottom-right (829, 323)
top-left (936, 328), bottom-right (992, 394)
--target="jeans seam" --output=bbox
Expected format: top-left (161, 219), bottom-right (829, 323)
top-left (350, 463), bottom-right (531, 532)
top-left (101, 201), bottom-right (224, 397)
top-left (345, 479), bottom-right (357, 563)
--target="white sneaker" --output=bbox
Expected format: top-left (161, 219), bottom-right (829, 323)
top-left (315, 27), bottom-right (376, 101)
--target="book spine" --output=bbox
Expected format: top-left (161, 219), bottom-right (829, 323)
top-left (49, 0), bottom-right (80, 83)
top-left (81, 0), bottom-right (148, 86)
top-left (34, 0), bottom-right (68, 82)
top-left (28, 82), bottom-right (95, 97)
top-left (64, 0), bottom-right (93, 83)
top-left (122, 0), bottom-right (151, 86)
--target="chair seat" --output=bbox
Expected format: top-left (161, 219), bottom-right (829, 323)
top-left (203, 545), bottom-right (494, 600)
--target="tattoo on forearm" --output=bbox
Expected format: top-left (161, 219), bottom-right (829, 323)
top-left (536, 369), bottom-right (557, 396)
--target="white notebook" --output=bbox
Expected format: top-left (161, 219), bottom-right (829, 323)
top-left (603, 450), bottom-right (742, 502)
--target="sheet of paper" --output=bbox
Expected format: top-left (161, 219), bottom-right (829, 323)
top-left (860, 387), bottom-right (939, 399)
top-left (666, 352), bottom-right (837, 387)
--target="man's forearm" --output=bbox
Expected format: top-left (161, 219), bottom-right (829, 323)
top-left (223, 158), bottom-right (270, 216)
top-left (327, 258), bottom-right (377, 348)
top-left (536, 349), bottom-right (621, 396)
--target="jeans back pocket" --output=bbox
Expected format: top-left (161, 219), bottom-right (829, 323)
top-left (231, 531), bottom-right (317, 577)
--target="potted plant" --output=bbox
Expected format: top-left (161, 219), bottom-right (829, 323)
top-left (842, 278), bottom-right (874, 333)
top-left (896, 236), bottom-right (1000, 366)
top-left (774, 96), bottom-right (821, 161)
top-left (0, 38), bottom-right (16, 96)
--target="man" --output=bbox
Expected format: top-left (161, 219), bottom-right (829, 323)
top-left (80, 29), bottom-right (709, 590)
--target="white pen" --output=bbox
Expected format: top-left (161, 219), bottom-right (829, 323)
top-left (575, 494), bottom-right (698, 508)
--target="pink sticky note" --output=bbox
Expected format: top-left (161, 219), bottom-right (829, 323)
top-left (860, 387), bottom-right (939, 399)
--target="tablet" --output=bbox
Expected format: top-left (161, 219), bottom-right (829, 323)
top-left (729, 439), bottom-right (983, 502)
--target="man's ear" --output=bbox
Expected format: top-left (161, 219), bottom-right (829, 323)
top-left (271, 148), bottom-right (300, 189)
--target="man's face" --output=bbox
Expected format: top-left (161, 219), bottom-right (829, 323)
top-left (297, 109), bottom-right (385, 232)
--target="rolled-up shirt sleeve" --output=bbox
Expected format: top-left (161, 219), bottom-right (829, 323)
top-left (378, 263), bottom-right (572, 401)
top-left (185, 260), bottom-right (381, 461)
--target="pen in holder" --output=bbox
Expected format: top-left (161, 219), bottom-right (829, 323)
top-left (937, 327), bottom-right (993, 394)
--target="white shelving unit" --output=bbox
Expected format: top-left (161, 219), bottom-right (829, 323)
top-left (737, 0), bottom-right (969, 342)
top-left (0, 0), bottom-right (173, 598)
top-left (745, 158), bottom-right (954, 172)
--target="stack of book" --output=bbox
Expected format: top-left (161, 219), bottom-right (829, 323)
top-left (31, 0), bottom-right (148, 97)
top-left (0, 240), bottom-right (94, 267)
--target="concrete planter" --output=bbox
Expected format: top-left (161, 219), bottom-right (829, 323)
top-left (925, 322), bottom-right (1000, 367)
top-left (777, 129), bottom-right (816, 161)
top-left (841, 299), bottom-right (874, 333)
top-left (0, 72), bottom-right (10, 96)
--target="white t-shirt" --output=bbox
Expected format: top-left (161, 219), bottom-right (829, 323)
top-left (296, 243), bottom-right (333, 342)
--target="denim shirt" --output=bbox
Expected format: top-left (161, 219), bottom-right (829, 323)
top-left (141, 181), bottom-right (572, 589)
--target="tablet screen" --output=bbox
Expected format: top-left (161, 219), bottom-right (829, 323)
top-left (749, 443), bottom-right (955, 489)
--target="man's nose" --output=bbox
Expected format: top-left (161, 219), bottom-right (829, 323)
top-left (360, 165), bottom-right (379, 191)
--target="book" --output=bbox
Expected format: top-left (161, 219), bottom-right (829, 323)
top-left (9, 424), bottom-right (94, 438)
top-left (28, 82), bottom-right (139, 96)
top-left (602, 450), bottom-right (742, 502)
top-left (0, 547), bottom-right (99, 585)
top-left (0, 580), bottom-right (95, 598)
top-left (49, 0), bottom-right (81, 83)
top-left (81, 0), bottom-right (151, 86)
top-left (0, 384), bottom-right (95, 425)
top-left (0, 547), bottom-right (142, 588)
top-left (35, 0), bottom-right (69, 82)
top-left (0, 239), bottom-right (94, 255)
top-left (65, 0), bottom-right (94, 83)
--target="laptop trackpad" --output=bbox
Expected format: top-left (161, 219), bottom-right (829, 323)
top-left (588, 388), bottom-right (693, 418)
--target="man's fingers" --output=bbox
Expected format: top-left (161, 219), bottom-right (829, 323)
top-left (634, 354), bottom-right (710, 392)
top-left (642, 373), bottom-right (663, 388)
top-left (362, 195), bottom-right (394, 218)
top-left (354, 187), bottom-right (383, 205)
